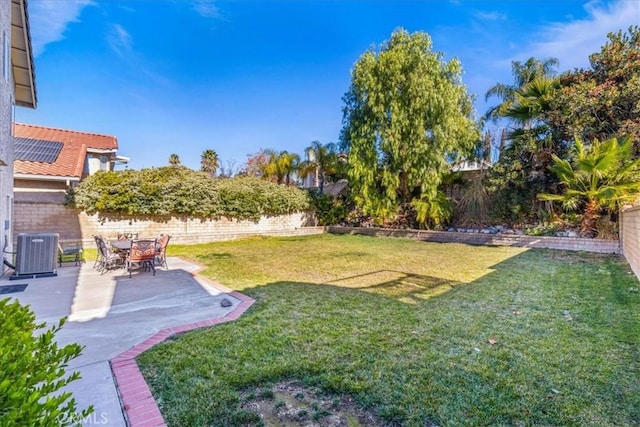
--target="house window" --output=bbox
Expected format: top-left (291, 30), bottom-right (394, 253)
top-left (3, 31), bottom-right (8, 82)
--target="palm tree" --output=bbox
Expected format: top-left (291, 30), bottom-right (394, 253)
top-left (539, 136), bottom-right (640, 237)
top-left (504, 77), bottom-right (560, 127)
top-left (299, 141), bottom-right (340, 193)
top-left (263, 150), bottom-right (300, 185)
top-left (485, 57), bottom-right (559, 122)
top-left (503, 76), bottom-right (561, 165)
top-left (200, 149), bottom-right (219, 178)
top-left (168, 153), bottom-right (181, 167)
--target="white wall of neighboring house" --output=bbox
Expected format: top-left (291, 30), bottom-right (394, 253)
top-left (87, 155), bottom-right (102, 175)
top-left (303, 147), bottom-right (318, 188)
top-left (0, 1), bottom-right (15, 250)
top-left (86, 153), bottom-right (117, 176)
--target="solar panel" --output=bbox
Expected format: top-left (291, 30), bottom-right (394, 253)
top-left (14, 138), bottom-right (63, 163)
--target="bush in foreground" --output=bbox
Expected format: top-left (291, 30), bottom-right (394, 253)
top-left (0, 298), bottom-right (92, 426)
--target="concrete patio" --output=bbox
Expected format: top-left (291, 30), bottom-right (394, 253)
top-left (1, 256), bottom-right (254, 426)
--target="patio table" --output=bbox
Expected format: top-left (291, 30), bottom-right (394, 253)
top-left (110, 238), bottom-right (158, 260)
top-left (110, 240), bottom-right (132, 252)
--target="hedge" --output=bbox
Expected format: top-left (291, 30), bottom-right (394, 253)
top-left (67, 167), bottom-right (311, 222)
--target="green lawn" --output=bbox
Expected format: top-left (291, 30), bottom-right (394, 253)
top-left (137, 234), bottom-right (640, 426)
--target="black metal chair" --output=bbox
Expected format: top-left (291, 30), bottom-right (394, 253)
top-left (92, 235), bottom-right (103, 269)
top-left (95, 236), bottom-right (124, 273)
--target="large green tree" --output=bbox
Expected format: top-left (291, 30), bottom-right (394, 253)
top-left (340, 28), bottom-right (479, 225)
top-left (548, 26), bottom-right (640, 149)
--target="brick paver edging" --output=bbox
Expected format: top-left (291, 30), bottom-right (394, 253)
top-left (109, 262), bottom-right (255, 427)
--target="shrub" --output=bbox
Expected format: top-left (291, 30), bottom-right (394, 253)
top-left (0, 298), bottom-right (92, 425)
top-left (410, 191), bottom-right (453, 229)
top-left (308, 191), bottom-right (349, 226)
top-left (68, 168), bottom-right (310, 221)
top-left (454, 173), bottom-right (490, 227)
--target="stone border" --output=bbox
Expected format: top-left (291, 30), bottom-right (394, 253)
top-left (328, 226), bottom-right (621, 254)
top-left (109, 263), bottom-right (255, 427)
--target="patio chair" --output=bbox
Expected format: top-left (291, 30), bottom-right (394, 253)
top-left (92, 235), bottom-right (103, 268)
top-left (154, 234), bottom-right (171, 269)
top-left (95, 235), bottom-right (124, 273)
top-left (58, 241), bottom-right (83, 267)
top-left (126, 239), bottom-right (156, 278)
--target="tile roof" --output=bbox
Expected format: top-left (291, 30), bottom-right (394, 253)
top-left (13, 123), bottom-right (119, 179)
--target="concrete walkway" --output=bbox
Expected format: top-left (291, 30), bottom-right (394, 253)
top-left (2, 257), bottom-right (254, 426)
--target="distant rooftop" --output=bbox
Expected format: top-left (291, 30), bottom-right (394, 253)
top-left (452, 159), bottom-right (492, 173)
top-left (13, 123), bottom-right (120, 179)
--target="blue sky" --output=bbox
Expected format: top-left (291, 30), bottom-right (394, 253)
top-left (16, 0), bottom-right (640, 172)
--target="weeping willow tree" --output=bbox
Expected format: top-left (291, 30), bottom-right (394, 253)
top-left (340, 28), bottom-right (479, 226)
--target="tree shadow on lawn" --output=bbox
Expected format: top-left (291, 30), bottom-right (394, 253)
top-left (299, 246), bottom-right (533, 306)
top-left (328, 270), bottom-right (465, 305)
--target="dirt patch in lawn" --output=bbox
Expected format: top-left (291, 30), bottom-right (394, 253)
top-left (240, 380), bottom-right (383, 426)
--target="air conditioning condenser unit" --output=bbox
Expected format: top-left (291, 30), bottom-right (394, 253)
top-left (10, 233), bottom-right (58, 280)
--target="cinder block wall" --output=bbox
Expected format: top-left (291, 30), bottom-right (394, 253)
top-left (13, 201), bottom-right (323, 246)
top-left (620, 206), bottom-right (640, 278)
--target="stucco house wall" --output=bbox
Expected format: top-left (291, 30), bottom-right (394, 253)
top-left (1, 0), bottom-right (36, 254)
top-left (1, 1), bottom-right (15, 249)
top-left (14, 178), bottom-right (68, 191)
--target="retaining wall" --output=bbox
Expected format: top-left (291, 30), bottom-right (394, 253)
top-left (13, 200), bottom-right (323, 246)
top-left (328, 226), bottom-right (621, 254)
